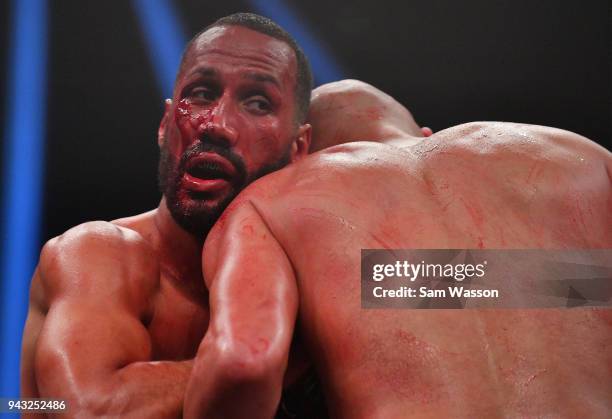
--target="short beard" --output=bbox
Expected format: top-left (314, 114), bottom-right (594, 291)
top-left (158, 140), bottom-right (291, 238)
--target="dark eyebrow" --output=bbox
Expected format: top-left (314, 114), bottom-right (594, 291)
top-left (242, 72), bottom-right (280, 89)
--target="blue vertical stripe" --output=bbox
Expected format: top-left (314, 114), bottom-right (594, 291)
top-left (131, 0), bottom-right (187, 98)
top-left (247, 0), bottom-right (345, 85)
top-left (0, 0), bottom-right (48, 398)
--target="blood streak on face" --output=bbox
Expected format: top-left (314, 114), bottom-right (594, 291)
top-left (158, 25), bottom-right (303, 236)
top-left (175, 98), bottom-right (213, 133)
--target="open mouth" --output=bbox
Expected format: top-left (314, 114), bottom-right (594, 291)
top-left (185, 152), bottom-right (236, 180)
top-left (182, 152), bottom-right (237, 193)
top-left (187, 161), bottom-right (230, 180)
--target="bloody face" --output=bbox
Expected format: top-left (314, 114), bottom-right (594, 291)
top-left (158, 25), bottom-right (300, 235)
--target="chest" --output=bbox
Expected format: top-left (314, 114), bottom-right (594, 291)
top-left (147, 273), bottom-right (210, 360)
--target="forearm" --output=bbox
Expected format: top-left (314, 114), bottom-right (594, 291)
top-left (38, 359), bottom-right (193, 418)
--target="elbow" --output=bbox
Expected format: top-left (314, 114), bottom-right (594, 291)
top-left (213, 338), bottom-right (288, 388)
top-left (197, 331), bottom-right (289, 392)
top-left (187, 330), bottom-right (292, 418)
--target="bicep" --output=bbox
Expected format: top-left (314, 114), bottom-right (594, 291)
top-left (30, 226), bottom-right (158, 401)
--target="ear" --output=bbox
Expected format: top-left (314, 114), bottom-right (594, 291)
top-left (158, 99), bottom-right (172, 147)
top-left (290, 123), bottom-right (312, 163)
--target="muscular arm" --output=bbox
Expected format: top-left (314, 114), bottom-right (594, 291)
top-left (21, 222), bottom-right (192, 418)
top-left (184, 200), bottom-right (298, 419)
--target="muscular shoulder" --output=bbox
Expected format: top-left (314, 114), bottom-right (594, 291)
top-left (415, 122), bottom-right (609, 187)
top-left (428, 121), bottom-right (610, 164)
top-left (38, 221), bottom-right (159, 308)
top-left (413, 122), bottom-right (611, 246)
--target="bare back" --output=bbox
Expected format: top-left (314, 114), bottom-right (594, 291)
top-left (216, 122), bottom-right (612, 418)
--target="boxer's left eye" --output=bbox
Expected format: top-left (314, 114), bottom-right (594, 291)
top-left (244, 96), bottom-right (272, 115)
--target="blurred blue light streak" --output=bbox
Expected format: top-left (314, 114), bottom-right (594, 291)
top-left (131, 0), bottom-right (187, 98)
top-left (0, 0), bottom-right (48, 399)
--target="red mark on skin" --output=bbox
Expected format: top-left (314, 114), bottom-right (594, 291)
top-left (374, 329), bottom-right (449, 403)
top-left (477, 237), bottom-right (484, 249)
top-left (176, 98), bottom-right (194, 122)
top-left (212, 203), bottom-right (237, 232)
top-left (497, 227), bottom-right (507, 247)
top-left (364, 106), bottom-right (383, 121)
top-left (176, 98), bottom-right (191, 117)
top-left (394, 329), bottom-right (442, 359)
top-left (395, 329), bottom-right (461, 358)
top-left (175, 98), bottom-right (214, 132)
top-left (247, 338), bottom-right (269, 356)
top-left (591, 309), bottom-right (612, 328)
top-left (241, 224), bottom-right (254, 234)
top-left (572, 196), bottom-right (588, 234)
top-left (525, 162), bottom-right (541, 184)
top-left (460, 198), bottom-right (484, 228)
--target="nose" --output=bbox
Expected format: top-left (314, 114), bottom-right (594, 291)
top-left (199, 96), bottom-right (239, 147)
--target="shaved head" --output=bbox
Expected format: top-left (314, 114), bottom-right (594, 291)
top-left (307, 80), bottom-right (425, 152)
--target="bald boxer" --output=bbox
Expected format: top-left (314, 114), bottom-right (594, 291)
top-left (192, 80), bottom-right (612, 418)
top-left (20, 13), bottom-right (313, 417)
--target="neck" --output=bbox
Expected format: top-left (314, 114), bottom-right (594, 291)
top-left (154, 197), bottom-right (205, 286)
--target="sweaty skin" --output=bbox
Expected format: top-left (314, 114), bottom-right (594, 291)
top-left (201, 80), bottom-right (612, 418)
top-left (20, 23), bottom-right (310, 418)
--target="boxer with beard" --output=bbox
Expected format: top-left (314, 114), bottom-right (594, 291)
top-left (20, 13), bottom-right (314, 418)
top-left (192, 80), bottom-right (612, 418)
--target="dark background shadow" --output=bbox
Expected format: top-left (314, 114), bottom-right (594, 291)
top-left (0, 0), bottom-right (609, 244)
